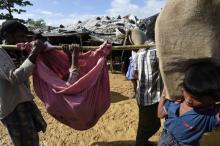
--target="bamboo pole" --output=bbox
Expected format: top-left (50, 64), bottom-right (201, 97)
top-left (0, 44), bottom-right (155, 51)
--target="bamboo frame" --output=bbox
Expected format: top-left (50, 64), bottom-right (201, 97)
top-left (0, 44), bottom-right (155, 50)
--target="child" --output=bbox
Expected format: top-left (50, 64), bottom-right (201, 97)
top-left (158, 61), bottom-right (220, 146)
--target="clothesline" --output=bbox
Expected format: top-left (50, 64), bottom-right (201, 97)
top-left (0, 44), bottom-right (155, 51)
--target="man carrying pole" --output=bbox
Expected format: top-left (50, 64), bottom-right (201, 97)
top-left (0, 20), bottom-right (47, 146)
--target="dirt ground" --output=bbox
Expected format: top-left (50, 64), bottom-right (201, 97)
top-left (0, 72), bottom-right (220, 146)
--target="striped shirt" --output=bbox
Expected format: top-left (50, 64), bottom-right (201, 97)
top-left (134, 48), bottom-right (163, 106)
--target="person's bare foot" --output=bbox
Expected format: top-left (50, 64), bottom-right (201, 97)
top-left (66, 68), bottom-right (79, 85)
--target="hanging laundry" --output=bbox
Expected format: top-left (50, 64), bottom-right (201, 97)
top-left (33, 42), bottom-right (111, 130)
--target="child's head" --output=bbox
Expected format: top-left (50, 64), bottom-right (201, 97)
top-left (183, 60), bottom-right (220, 108)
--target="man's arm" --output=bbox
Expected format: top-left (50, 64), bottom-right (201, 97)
top-left (9, 40), bottom-right (45, 84)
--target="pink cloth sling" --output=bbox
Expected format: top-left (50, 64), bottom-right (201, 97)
top-left (33, 43), bottom-right (111, 130)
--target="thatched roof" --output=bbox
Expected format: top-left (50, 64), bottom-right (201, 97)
top-left (30, 14), bottom-right (158, 45)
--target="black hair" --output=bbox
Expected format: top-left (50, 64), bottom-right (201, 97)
top-left (34, 33), bottom-right (47, 42)
top-left (0, 20), bottom-right (28, 38)
top-left (26, 30), bottom-right (35, 36)
top-left (183, 60), bottom-right (220, 99)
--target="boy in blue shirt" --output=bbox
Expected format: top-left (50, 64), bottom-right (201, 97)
top-left (158, 61), bottom-right (220, 146)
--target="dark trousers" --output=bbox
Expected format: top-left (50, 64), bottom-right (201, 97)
top-left (1, 101), bottom-right (47, 146)
top-left (135, 103), bottom-right (161, 146)
top-left (158, 129), bottom-right (199, 146)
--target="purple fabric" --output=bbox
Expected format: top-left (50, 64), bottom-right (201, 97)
top-left (33, 43), bottom-right (111, 130)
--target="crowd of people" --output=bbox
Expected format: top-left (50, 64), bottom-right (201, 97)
top-left (0, 19), bottom-right (220, 146)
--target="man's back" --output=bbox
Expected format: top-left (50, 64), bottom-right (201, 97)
top-left (135, 48), bottom-right (162, 106)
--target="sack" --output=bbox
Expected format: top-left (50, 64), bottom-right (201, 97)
top-left (155, 0), bottom-right (220, 99)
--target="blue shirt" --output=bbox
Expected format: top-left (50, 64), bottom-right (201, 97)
top-left (164, 100), bottom-right (219, 145)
